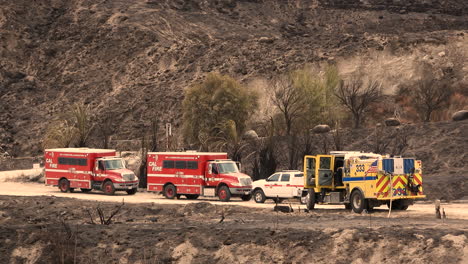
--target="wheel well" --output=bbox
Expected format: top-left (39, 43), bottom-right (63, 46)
top-left (163, 182), bottom-right (175, 190)
top-left (59, 177), bottom-right (67, 182)
top-left (350, 187), bottom-right (364, 196)
top-left (253, 187), bottom-right (263, 193)
top-left (349, 187), bottom-right (367, 203)
top-left (101, 179), bottom-right (113, 187)
top-left (216, 183), bottom-right (229, 193)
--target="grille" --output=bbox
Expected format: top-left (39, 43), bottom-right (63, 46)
top-left (123, 174), bottom-right (136, 181)
top-left (239, 177), bottom-right (252, 186)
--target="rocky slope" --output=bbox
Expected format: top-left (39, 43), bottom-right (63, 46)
top-left (1, 0), bottom-right (467, 156)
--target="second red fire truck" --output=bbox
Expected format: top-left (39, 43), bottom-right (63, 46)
top-left (147, 151), bottom-right (253, 202)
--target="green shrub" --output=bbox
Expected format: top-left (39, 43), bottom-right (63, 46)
top-left (182, 73), bottom-right (258, 149)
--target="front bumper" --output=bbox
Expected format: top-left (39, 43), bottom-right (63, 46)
top-left (229, 187), bottom-right (252, 195)
top-left (113, 181), bottom-right (139, 190)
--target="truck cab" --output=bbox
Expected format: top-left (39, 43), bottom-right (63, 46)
top-left (251, 170), bottom-right (306, 203)
top-left (92, 157), bottom-right (138, 194)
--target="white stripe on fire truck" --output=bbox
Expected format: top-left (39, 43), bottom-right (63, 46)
top-left (147, 183), bottom-right (202, 187)
top-left (45, 169), bottom-right (92, 174)
top-left (206, 178), bottom-right (223, 181)
top-left (68, 179), bottom-right (91, 182)
top-left (147, 174), bottom-right (204, 179)
top-left (46, 177), bottom-right (90, 183)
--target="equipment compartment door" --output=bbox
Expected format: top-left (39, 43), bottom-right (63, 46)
top-left (304, 156), bottom-right (316, 188)
top-left (317, 155), bottom-right (334, 188)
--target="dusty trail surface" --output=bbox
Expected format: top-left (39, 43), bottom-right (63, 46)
top-left (1, 183), bottom-right (467, 263)
top-left (1, 182), bottom-right (468, 219)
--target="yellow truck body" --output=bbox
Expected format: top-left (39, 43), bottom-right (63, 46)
top-left (304, 151), bottom-right (425, 213)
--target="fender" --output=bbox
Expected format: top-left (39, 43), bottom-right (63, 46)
top-left (216, 182), bottom-right (229, 192)
top-left (350, 186), bottom-right (366, 198)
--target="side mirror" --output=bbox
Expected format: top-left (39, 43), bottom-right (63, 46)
top-left (236, 162), bottom-right (242, 171)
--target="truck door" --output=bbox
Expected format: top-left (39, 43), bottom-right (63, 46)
top-left (204, 162), bottom-right (218, 186)
top-left (264, 173), bottom-right (280, 197)
top-left (317, 155), bottom-right (334, 188)
top-left (304, 156), bottom-right (316, 188)
top-left (279, 173), bottom-right (293, 197)
top-left (93, 160), bottom-right (106, 182)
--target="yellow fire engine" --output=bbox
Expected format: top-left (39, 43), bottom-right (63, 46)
top-left (304, 151), bottom-right (425, 213)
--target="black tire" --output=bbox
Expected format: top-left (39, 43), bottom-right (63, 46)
top-left (351, 190), bottom-right (367, 213)
top-left (81, 188), bottom-right (92, 193)
top-left (218, 186), bottom-right (231, 202)
top-left (163, 184), bottom-right (177, 199)
top-left (345, 203), bottom-right (352, 210)
top-left (103, 181), bottom-right (115, 195)
top-left (59, 178), bottom-right (70, 193)
top-left (253, 189), bottom-right (266, 203)
top-left (126, 188), bottom-right (137, 195)
top-left (185, 194), bottom-right (199, 200)
top-left (241, 194), bottom-right (252, 201)
top-left (306, 188), bottom-right (316, 210)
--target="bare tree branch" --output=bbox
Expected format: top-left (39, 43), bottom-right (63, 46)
top-left (335, 77), bottom-right (382, 128)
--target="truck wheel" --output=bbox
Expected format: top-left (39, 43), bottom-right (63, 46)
top-left (241, 194), bottom-right (252, 201)
top-left (218, 186), bottom-right (231, 202)
top-left (126, 188), bottom-right (137, 195)
top-left (103, 181), bottom-right (115, 195)
top-left (351, 190), bottom-right (367, 213)
top-left (185, 194), bottom-right (199, 200)
top-left (253, 189), bottom-right (266, 203)
top-left (345, 203), bottom-right (352, 210)
top-left (59, 179), bottom-right (70, 193)
top-left (81, 188), bottom-right (92, 193)
top-left (306, 188), bottom-right (316, 210)
top-left (300, 193), bottom-right (309, 205)
top-left (163, 184), bottom-right (177, 199)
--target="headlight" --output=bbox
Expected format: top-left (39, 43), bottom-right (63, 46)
top-left (231, 180), bottom-right (242, 187)
top-left (122, 174), bottom-right (136, 181)
top-left (239, 177), bottom-right (252, 186)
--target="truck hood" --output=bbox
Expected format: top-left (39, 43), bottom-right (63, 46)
top-left (220, 172), bottom-right (252, 186)
top-left (252, 179), bottom-right (266, 187)
top-left (106, 169), bottom-right (134, 175)
top-left (223, 172), bottom-right (251, 179)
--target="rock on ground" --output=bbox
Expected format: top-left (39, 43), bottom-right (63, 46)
top-left (452, 110), bottom-right (468, 121)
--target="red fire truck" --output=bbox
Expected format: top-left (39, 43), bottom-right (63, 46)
top-left (147, 151), bottom-right (253, 202)
top-left (44, 148), bottom-right (139, 195)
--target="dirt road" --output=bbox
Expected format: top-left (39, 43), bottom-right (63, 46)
top-left (1, 182), bottom-right (468, 220)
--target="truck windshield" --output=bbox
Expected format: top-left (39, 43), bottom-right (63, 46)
top-left (217, 162), bottom-right (239, 174)
top-left (104, 159), bottom-right (125, 170)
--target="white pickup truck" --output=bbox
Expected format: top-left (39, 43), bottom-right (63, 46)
top-left (251, 170), bottom-right (307, 203)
